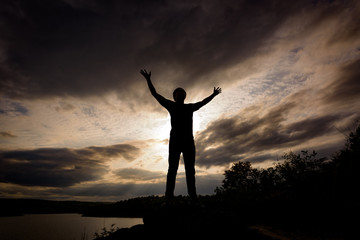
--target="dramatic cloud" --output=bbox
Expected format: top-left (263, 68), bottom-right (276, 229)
top-left (0, 144), bottom-right (140, 187)
top-left (2, 0), bottom-right (356, 101)
top-left (196, 100), bottom-right (356, 168)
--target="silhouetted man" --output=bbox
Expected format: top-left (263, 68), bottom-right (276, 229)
top-left (140, 69), bottom-right (221, 205)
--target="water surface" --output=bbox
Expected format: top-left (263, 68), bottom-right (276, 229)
top-left (0, 214), bottom-right (142, 240)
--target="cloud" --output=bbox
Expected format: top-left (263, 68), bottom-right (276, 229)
top-left (54, 182), bottom-right (165, 201)
top-left (321, 59), bottom-right (360, 107)
top-left (0, 181), bottom-right (165, 201)
top-left (79, 144), bottom-right (141, 161)
top-left (0, 171), bottom-right (223, 200)
top-left (113, 168), bottom-right (164, 182)
top-left (195, 101), bottom-right (354, 168)
top-left (2, 0), bottom-right (355, 102)
top-left (52, 173), bottom-right (222, 200)
top-left (0, 99), bottom-right (29, 116)
top-left (0, 131), bottom-right (17, 138)
top-left (55, 102), bottom-right (75, 112)
top-left (0, 143), bottom-right (140, 187)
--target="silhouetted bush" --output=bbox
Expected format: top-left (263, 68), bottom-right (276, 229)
top-left (331, 122), bottom-right (360, 203)
top-left (216, 150), bottom-right (329, 201)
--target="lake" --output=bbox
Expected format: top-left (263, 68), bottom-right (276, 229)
top-left (0, 214), bottom-right (143, 240)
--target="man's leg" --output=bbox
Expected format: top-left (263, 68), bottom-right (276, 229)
top-left (183, 139), bottom-right (197, 200)
top-left (165, 138), bottom-right (181, 199)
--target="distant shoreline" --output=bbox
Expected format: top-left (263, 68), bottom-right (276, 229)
top-left (0, 198), bottom-right (114, 217)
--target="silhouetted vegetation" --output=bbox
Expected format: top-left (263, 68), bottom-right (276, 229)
top-left (215, 150), bottom-right (330, 201)
top-left (94, 224), bottom-right (120, 239)
top-left (332, 123), bottom-right (360, 203)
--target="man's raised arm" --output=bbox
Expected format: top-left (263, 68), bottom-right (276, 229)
top-left (194, 87), bottom-right (222, 110)
top-left (140, 69), bottom-right (170, 107)
top-left (140, 69), bottom-right (157, 96)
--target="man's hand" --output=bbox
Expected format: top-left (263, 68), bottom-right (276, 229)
top-left (140, 69), bottom-right (151, 80)
top-left (213, 87), bottom-right (222, 96)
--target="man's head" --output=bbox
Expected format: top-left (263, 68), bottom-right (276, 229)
top-left (173, 88), bottom-right (186, 103)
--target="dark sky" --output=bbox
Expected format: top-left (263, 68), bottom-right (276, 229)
top-left (2, 0), bottom-right (352, 100)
